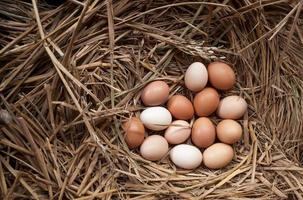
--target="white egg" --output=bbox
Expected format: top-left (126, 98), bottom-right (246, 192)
top-left (184, 62), bottom-right (208, 92)
top-left (170, 144), bottom-right (203, 169)
top-left (140, 107), bottom-right (172, 131)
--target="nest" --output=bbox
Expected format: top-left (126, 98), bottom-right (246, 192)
top-left (0, 0), bottom-right (303, 199)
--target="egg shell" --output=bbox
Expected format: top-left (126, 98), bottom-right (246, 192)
top-left (184, 62), bottom-right (208, 92)
top-left (165, 120), bottom-right (191, 144)
top-left (191, 117), bottom-right (216, 148)
top-left (122, 117), bottom-right (145, 149)
top-left (217, 96), bottom-right (247, 119)
top-left (193, 87), bottom-right (220, 117)
top-left (203, 143), bottom-right (234, 169)
top-left (208, 62), bottom-right (236, 90)
top-left (170, 144), bottom-right (203, 169)
top-left (141, 81), bottom-right (170, 106)
top-left (167, 95), bottom-right (194, 120)
top-left (140, 107), bottom-right (172, 131)
top-left (217, 120), bottom-right (242, 144)
top-left (140, 135), bottom-right (168, 161)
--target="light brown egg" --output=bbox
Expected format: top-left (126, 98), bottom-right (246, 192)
top-left (217, 95), bottom-right (247, 119)
top-left (122, 117), bottom-right (145, 149)
top-left (193, 87), bottom-right (220, 117)
top-left (184, 62), bottom-right (208, 92)
top-left (140, 135), bottom-right (168, 161)
top-left (208, 62), bottom-right (236, 90)
top-left (141, 81), bottom-right (170, 106)
top-left (203, 143), bottom-right (234, 169)
top-left (167, 95), bottom-right (194, 120)
top-left (191, 117), bottom-right (216, 148)
top-left (217, 120), bottom-right (242, 144)
top-left (165, 120), bottom-right (191, 144)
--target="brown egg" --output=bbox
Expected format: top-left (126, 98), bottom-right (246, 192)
top-left (193, 87), bottom-right (220, 117)
top-left (122, 117), bottom-right (145, 149)
top-left (217, 96), bottom-right (247, 119)
top-left (203, 143), bottom-right (234, 169)
top-left (140, 135), bottom-right (169, 161)
top-left (208, 62), bottom-right (236, 90)
top-left (167, 95), bottom-right (194, 120)
top-left (217, 120), bottom-right (242, 144)
top-left (141, 81), bottom-right (170, 106)
top-left (191, 117), bottom-right (216, 148)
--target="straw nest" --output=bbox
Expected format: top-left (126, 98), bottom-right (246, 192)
top-left (0, 0), bottom-right (303, 199)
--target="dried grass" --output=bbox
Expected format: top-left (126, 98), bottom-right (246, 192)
top-left (0, 0), bottom-right (303, 199)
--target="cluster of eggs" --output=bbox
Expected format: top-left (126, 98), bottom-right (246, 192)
top-left (122, 62), bottom-right (247, 170)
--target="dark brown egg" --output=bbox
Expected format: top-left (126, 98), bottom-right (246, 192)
top-left (141, 81), bottom-right (170, 106)
top-left (122, 117), bottom-right (145, 149)
top-left (208, 62), bottom-right (236, 90)
top-left (167, 95), bottom-right (194, 120)
top-left (191, 117), bottom-right (216, 148)
top-left (193, 87), bottom-right (220, 117)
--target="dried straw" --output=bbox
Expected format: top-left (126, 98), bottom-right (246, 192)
top-left (0, 0), bottom-right (302, 199)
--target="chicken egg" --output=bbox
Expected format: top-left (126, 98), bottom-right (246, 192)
top-left (184, 62), bottom-right (208, 92)
top-left (140, 107), bottom-right (172, 131)
top-left (164, 120), bottom-right (191, 144)
top-left (203, 143), bottom-right (234, 169)
top-left (193, 87), bottom-right (220, 117)
top-left (170, 144), bottom-right (203, 169)
top-left (140, 135), bottom-right (168, 161)
top-left (122, 117), bottom-right (145, 149)
top-left (217, 96), bottom-right (247, 119)
top-left (191, 117), bottom-right (216, 148)
top-left (141, 81), bottom-right (170, 106)
top-left (167, 95), bottom-right (194, 120)
top-left (208, 62), bottom-right (236, 90)
top-left (217, 119), bottom-right (242, 144)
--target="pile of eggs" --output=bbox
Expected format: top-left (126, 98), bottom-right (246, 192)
top-left (122, 62), bottom-right (247, 170)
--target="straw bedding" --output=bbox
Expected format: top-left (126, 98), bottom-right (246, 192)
top-left (0, 0), bottom-right (302, 199)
